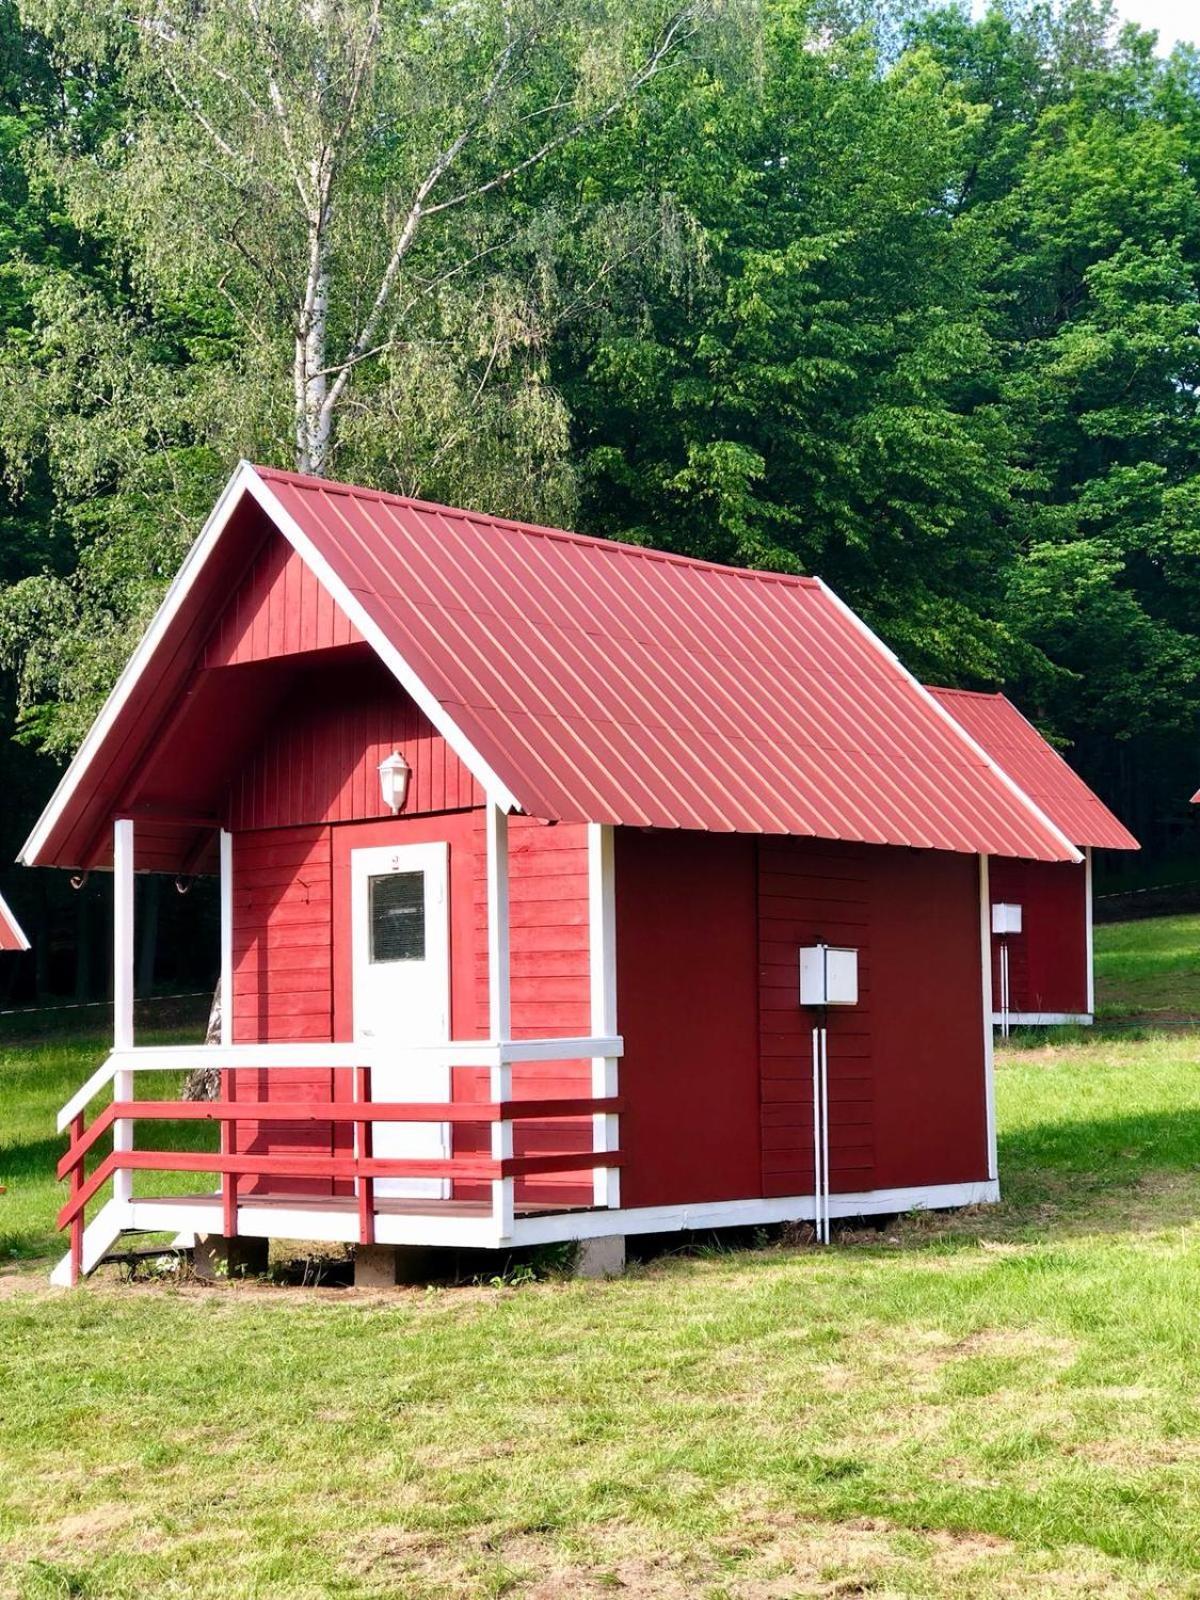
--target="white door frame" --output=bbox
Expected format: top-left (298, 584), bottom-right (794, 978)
top-left (350, 840), bottom-right (451, 1200)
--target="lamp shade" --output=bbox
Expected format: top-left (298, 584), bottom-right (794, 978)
top-left (378, 750), bottom-right (411, 815)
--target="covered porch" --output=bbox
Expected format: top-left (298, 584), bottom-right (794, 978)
top-left (53, 808), bottom-right (624, 1284)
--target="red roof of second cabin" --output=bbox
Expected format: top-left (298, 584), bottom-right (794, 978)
top-left (928, 688), bottom-right (1137, 852)
top-left (20, 463), bottom-right (1082, 867)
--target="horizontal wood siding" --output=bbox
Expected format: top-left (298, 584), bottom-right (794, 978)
top-left (458, 815), bottom-right (592, 1205)
top-left (205, 531), bottom-right (362, 666)
top-left (757, 838), bottom-right (874, 1198)
top-left (231, 825), bottom-right (336, 1195)
top-left (225, 656), bottom-right (483, 832)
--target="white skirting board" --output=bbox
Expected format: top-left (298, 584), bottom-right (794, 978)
top-left (993, 1012), bottom-right (1093, 1027)
top-left (118, 1178), bottom-right (1001, 1259)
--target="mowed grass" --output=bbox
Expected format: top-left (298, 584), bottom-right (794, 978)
top-left (0, 1025), bottom-right (216, 1263)
top-left (1095, 912), bottom-right (1200, 1019)
top-left (4, 1027), bottom-right (1200, 1593)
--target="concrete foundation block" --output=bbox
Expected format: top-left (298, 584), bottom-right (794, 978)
top-left (574, 1235), bottom-right (625, 1279)
top-left (193, 1233), bottom-right (269, 1281)
top-left (354, 1244), bottom-right (438, 1288)
top-left (354, 1243), bottom-right (400, 1288)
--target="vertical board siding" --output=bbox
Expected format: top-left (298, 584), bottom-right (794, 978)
top-left (225, 658), bottom-right (483, 833)
top-left (757, 838), bottom-right (874, 1198)
top-left (987, 857), bottom-right (1088, 1016)
top-left (615, 830), bottom-right (762, 1210)
top-left (204, 532), bottom-right (362, 666)
top-left (231, 825), bottom-right (336, 1195)
top-left (866, 848), bottom-right (989, 1189)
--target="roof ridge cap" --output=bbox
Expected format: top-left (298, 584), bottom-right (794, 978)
top-left (251, 464), bottom-right (820, 590)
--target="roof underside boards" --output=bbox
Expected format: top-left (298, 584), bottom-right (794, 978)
top-left (928, 688), bottom-right (1138, 852)
top-left (0, 891), bottom-right (29, 952)
top-left (260, 467), bottom-right (1073, 860)
top-left (20, 461), bottom-right (1081, 871)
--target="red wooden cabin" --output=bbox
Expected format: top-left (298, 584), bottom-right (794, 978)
top-left (31, 464), bottom-right (1083, 1284)
top-left (929, 689), bottom-right (1138, 1027)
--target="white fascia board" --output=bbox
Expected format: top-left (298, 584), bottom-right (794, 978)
top-left (19, 461), bottom-right (260, 867)
top-left (242, 470), bottom-right (523, 816)
top-left (0, 891), bottom-right (30, 951)
top-left (814, 579), bottom-right (1082, 866)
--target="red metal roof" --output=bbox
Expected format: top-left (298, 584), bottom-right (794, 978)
top-left (929, 688), bottom-right (1138, 852)
top-left (0, 891), bottom-right (29, 952)
top-left (258, 467), bottom-right (1074, 859)
top-left (21, 463), bottom-right (1081, 868)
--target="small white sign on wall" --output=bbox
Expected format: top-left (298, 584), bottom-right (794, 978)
top-left (799, 944), bottom-right (859, 1007)
top-left (992, 903), bottom-right (1023, 936)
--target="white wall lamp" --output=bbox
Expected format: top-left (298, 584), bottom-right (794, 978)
top-left (378, 750), bottom-right (411, 815)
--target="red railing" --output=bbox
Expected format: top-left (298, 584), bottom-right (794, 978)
top-left (57, 1090), bottom-right (622, 1284)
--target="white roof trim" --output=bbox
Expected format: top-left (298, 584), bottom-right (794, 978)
top-left (0, 890), bottom-right (29, 950)
top-left (814, 578), bottom-right (1083, 865)
top-left (19, 461), bottom-right (519, 867)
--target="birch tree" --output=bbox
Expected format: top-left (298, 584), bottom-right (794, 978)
top-left (23, 0), bottom-right (708, 479)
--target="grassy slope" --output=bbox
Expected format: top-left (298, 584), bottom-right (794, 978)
top-left (5, 928), bottom-right (1200, 1595)
top-left (1095, 912), bottom-right (1200, 1019)
top-left (0, 1028), bottom-right (215, 1263)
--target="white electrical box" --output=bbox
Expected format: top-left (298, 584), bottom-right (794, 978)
top-left (799, 944), bottom-right (859, 1007)
top-left (992, 903), bottom-right (1023, 936)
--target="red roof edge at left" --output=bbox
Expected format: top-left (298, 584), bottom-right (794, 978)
top-left (0, 890), bottom-right (30, 952)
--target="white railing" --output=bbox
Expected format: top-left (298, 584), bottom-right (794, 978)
top-left (55, 1034), bottom-right (623, 1278)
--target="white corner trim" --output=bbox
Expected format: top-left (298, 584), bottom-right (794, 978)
top-left (979, 854), bottom-right (997, 1183)
top-left (813, 579), bottom-right (1082, 866)
top-left (0, 890), bottom-right (30, 951)
top-left (1085, 847), bottom-right (1095, 1016)
top-left (243, 471), bottom-right (523, 815)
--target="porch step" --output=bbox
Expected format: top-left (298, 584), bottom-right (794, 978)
top-left (49, 1197), bottom-right (127, 1286)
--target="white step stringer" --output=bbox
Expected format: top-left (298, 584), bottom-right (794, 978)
top-left (50, 1197), bottom-right (128, 1287)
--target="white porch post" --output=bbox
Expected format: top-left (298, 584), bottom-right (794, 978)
top-left (979, 853), bottom-right (998, 1183)
top-left (588, 823), bottom-right (619, 1208)
top-left (113, 818), bottom-right (135, 1207)
top-left (219, 830), bottom-right (234, 1047)
top-left (486, 803), bottom-right (514, 1240)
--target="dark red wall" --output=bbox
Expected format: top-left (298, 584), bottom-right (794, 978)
top-left (758, 839), bottom-right (874, 1198)
top-left (867, 848), bottom-right (989, 1189)
top-left (988, 857), bottom-right (1089, 1016)
top-left (615, 832), bottom-right (990, 1211)
top-left (615, 830), bottom-right (762, 1209)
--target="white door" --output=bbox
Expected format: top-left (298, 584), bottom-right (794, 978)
top-left (350, 841), bottom-right (451, 1200)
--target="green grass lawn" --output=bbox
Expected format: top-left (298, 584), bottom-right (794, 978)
top-left (1095, 911), bottom-right (1200, 1020)
top-left (0, 1026), bottom-right (217, 1264)
top-left (7, 939), bottom-right (1200, 1596)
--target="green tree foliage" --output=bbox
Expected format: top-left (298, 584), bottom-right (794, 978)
top-left (3, 0), bottom-right (1200, 858)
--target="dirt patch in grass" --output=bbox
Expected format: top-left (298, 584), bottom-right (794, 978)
top-left (337, 1511), bottom-right (1182, 1598)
